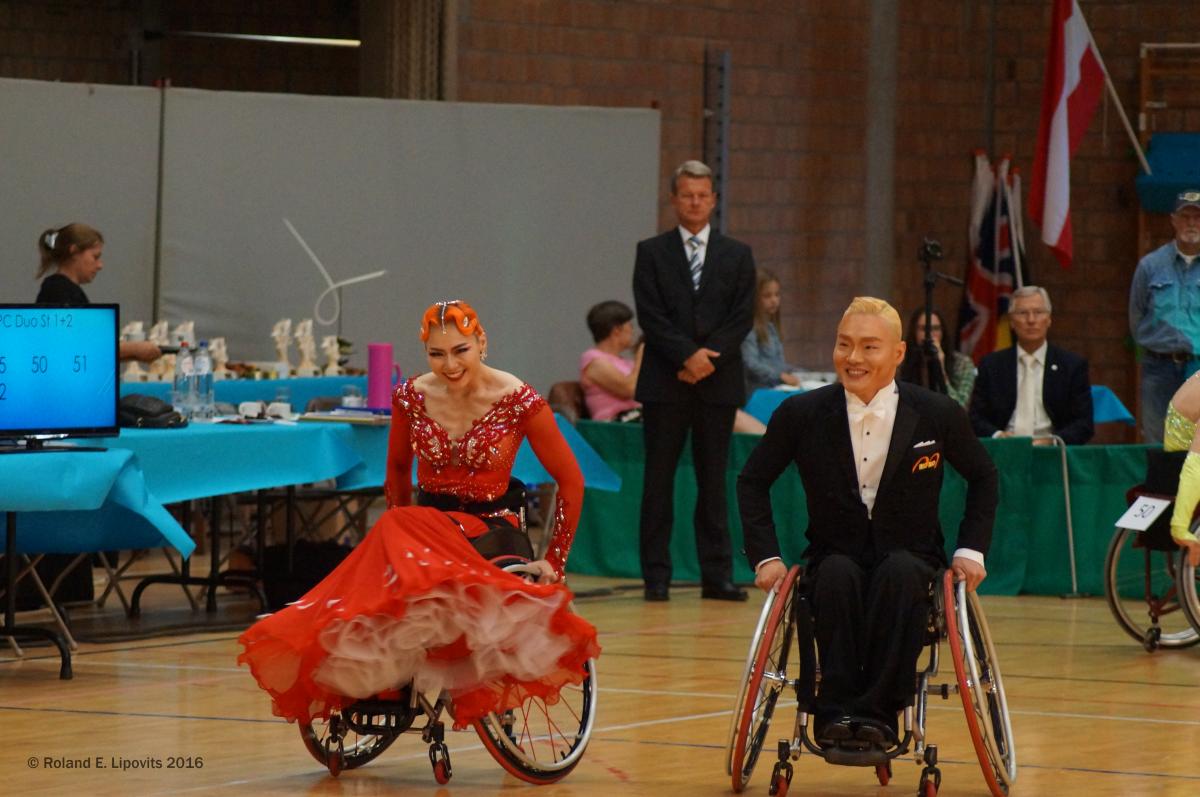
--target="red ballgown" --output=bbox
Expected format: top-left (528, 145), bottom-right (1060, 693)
top-left (238, 380), bottom-right (600, 728)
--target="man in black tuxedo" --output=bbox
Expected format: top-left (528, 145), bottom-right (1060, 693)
top-left (738, 297), bottom-right (997, 745)
top-left (969, 285), bottom-right (1093, 445)
top-left (633, 160), bottom-right (757, 602)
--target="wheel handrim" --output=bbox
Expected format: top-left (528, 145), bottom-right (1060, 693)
top-left (944, 573), bottom-right (1016, 797)
top-left (473, 658), bottom-right (597, 784)
top-left (730, 565), bottom-right (800, 792)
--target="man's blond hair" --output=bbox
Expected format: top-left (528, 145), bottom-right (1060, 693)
top-left (842, 296), bottom-right (902, 340)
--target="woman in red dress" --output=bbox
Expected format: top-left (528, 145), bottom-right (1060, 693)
top-left (238, 300), bottom-right (600, 729)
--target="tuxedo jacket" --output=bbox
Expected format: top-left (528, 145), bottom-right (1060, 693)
top-left (632, 228), bottom-right (756, 405)
top-left (738, 382), bottom-right (998, 569)
top-left (968, 344), bottom-right (1094, 445)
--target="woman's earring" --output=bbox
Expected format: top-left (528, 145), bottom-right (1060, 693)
top-left (481, 349), bottom-right (488, 361)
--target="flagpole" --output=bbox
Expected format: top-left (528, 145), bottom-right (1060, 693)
top-left (1082, 24), bottom-right (1152, 175)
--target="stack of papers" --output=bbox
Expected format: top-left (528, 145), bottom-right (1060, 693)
top-left (300, 409), bottom-right (391, 426)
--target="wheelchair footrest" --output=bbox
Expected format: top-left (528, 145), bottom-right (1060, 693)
top-left (821, 745), bottom-right (892, 767)
top-left (344, 699), bottom-right (418, 735)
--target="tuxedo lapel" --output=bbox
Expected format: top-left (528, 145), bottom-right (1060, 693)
top-left (822, 387), bottom-right (859, 492)
top-left (879, 391), bottom-right (919, 493)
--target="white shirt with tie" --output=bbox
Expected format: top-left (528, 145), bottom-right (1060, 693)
top-left (678, 224), bottom-right (710, 276)
top-left (756, 381), bottom-right (984, 570)
top-left (1004, 341), bottom-right (1052, 438)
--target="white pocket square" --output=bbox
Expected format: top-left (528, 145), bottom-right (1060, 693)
top-left (913, 439), bottom-right (937, 449)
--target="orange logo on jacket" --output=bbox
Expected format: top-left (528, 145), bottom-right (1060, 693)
top-left (912, 452), bottom-right (941, 473)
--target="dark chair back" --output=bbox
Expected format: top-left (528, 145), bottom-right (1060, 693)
top-left (548, 380), bottom-right (588, 424)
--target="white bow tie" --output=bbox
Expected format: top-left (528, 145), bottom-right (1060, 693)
top-left (848, 404), bottom-right (886, 424)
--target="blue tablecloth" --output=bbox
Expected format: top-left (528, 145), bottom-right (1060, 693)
top-left (120, 376), bottom-right (369, 412)
top-left (92, 423), bottom-right (365, 504)
top-left (745, 384), bottom-right (1135, 426)
top-left (0, 449), bottom-right (192, 556)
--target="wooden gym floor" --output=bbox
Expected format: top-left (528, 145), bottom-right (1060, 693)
top-left (3, 559), bottom-right (1200, 797)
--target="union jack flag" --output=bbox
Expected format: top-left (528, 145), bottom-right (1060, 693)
top-left (957, 151), bottom-right (1029, 363)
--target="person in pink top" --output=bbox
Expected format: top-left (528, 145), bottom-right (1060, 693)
top-left (580, 300), bottom-right (645, 421)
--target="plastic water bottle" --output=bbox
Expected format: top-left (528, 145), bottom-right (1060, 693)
top-left (173, 342), bottom-right (195, 418)
top-left (193, 341), bottom-right (215, 419)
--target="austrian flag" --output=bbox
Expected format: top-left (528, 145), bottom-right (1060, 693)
top-left (1027, 0), bottom-right (1106, 269)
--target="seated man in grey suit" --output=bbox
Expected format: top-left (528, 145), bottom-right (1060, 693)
top-left (738, 297), bottom-right (998, 746)
top-left (968, 285), bottom-right (1093, 445)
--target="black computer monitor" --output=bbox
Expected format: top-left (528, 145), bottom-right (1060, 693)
top-left (0, 303), bottom-right (120, 447)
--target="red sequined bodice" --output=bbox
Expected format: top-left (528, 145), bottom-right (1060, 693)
top-left (385, 378), bottom-right (584, 576)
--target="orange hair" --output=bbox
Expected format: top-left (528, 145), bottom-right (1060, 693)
top-left (419, 300), bottom-right (485, 342)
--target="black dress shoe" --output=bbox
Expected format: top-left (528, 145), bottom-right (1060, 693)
top-left (814, 717), bottom-right (855, 748)
top-left (644, 584), bottom-right (670, 602)
top-left (700, 581), bottom-right (748, 601)
top-left (852, 720), bottom-right (887, 747)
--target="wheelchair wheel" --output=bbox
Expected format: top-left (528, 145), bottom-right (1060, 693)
top-left (943, 572), bottom-right (1016, 797)
top-left (1178, 557), bottom-right (1200, 635)
top-left (473, 657), bottom-right (597, 784)
top-left (1104, 527), bottom-right (1199, 649)
top-left (728, 564), bottom-right (801, 794)
top-left (299, 712), bottom-right (400, 775)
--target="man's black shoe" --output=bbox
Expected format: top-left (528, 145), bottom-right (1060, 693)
top-left (852, 719), bottom-right (888, 747)
top-left (814, 717), bottom-right (855, 749)
top-left (644, 584), bottom-right (670, 602)
top-left (701, 581), bottom-right (748, 601)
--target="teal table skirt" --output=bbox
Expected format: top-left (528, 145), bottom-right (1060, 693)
top-left (0, 449), bottom-right (192, 556)
top-left (567, 420), bottom-right (1153, 596)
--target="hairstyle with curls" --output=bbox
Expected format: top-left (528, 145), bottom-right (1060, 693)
top-left (419, 300), bottom-right (485, 342)
top-left (36, 222), bottom-right (104, 279)
top-left (842, 296), bottom-right (903, 341)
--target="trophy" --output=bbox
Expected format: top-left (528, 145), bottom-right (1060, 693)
top-left (146, 321), bottom-right (172, 382)
top-left (209, 337), bottom-right (231, 381)
top-left (121, 321), bottom-right (148, 382)
top-left (271, 318), bottom-right (293, 378)
top-left (294, 319), bottom-right (320, 377)
top-left (321, 335), bottom-right (342, 376)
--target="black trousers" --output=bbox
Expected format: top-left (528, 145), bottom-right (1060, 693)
top-left (810, 550), bottom-right (935, 729)
top-left (639, 397), bottom-right (737, 587)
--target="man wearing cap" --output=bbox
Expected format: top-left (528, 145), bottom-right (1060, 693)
top-left (1130, 190), bottom-right (1200, 443)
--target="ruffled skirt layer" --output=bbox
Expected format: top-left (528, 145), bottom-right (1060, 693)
top-left (237, 506), bottom-right (599, 728)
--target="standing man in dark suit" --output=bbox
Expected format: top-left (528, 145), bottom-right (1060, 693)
top-left (633, 160), bottom-right (757, 602)
top-left (968, 285), bottom-right (1094, 445)
top-left (738, 297), bottom-right (997, 744)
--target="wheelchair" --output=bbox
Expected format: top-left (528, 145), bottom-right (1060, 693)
top-left (726, 565), bottom-right (1016, 797)
top-left (294, 480), bottom-right (598, 785)
top-left (1103, 449), bottom-right (1200, 651)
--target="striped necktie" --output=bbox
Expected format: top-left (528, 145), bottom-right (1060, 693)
top-left (687, 235), bottom-right (703, 290)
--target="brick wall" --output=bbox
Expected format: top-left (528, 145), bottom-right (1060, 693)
top-left (2, 0), bottom-right (1192, 440)
top-left (0, 0), bottom-right (136, 85)
top-left (0, 0), bottom-right (359, 94)
top-left (456, 0), bottom-right (873, 369)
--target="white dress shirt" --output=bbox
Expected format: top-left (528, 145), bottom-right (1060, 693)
top-left (678, 224), bottom-right (710, 270)
top-left (755, 380), bottom-right (984, 570)
top-left (847, 381), bottom-right (900, 518)
top-left (1004, 341), bottom-right (1052, 438)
